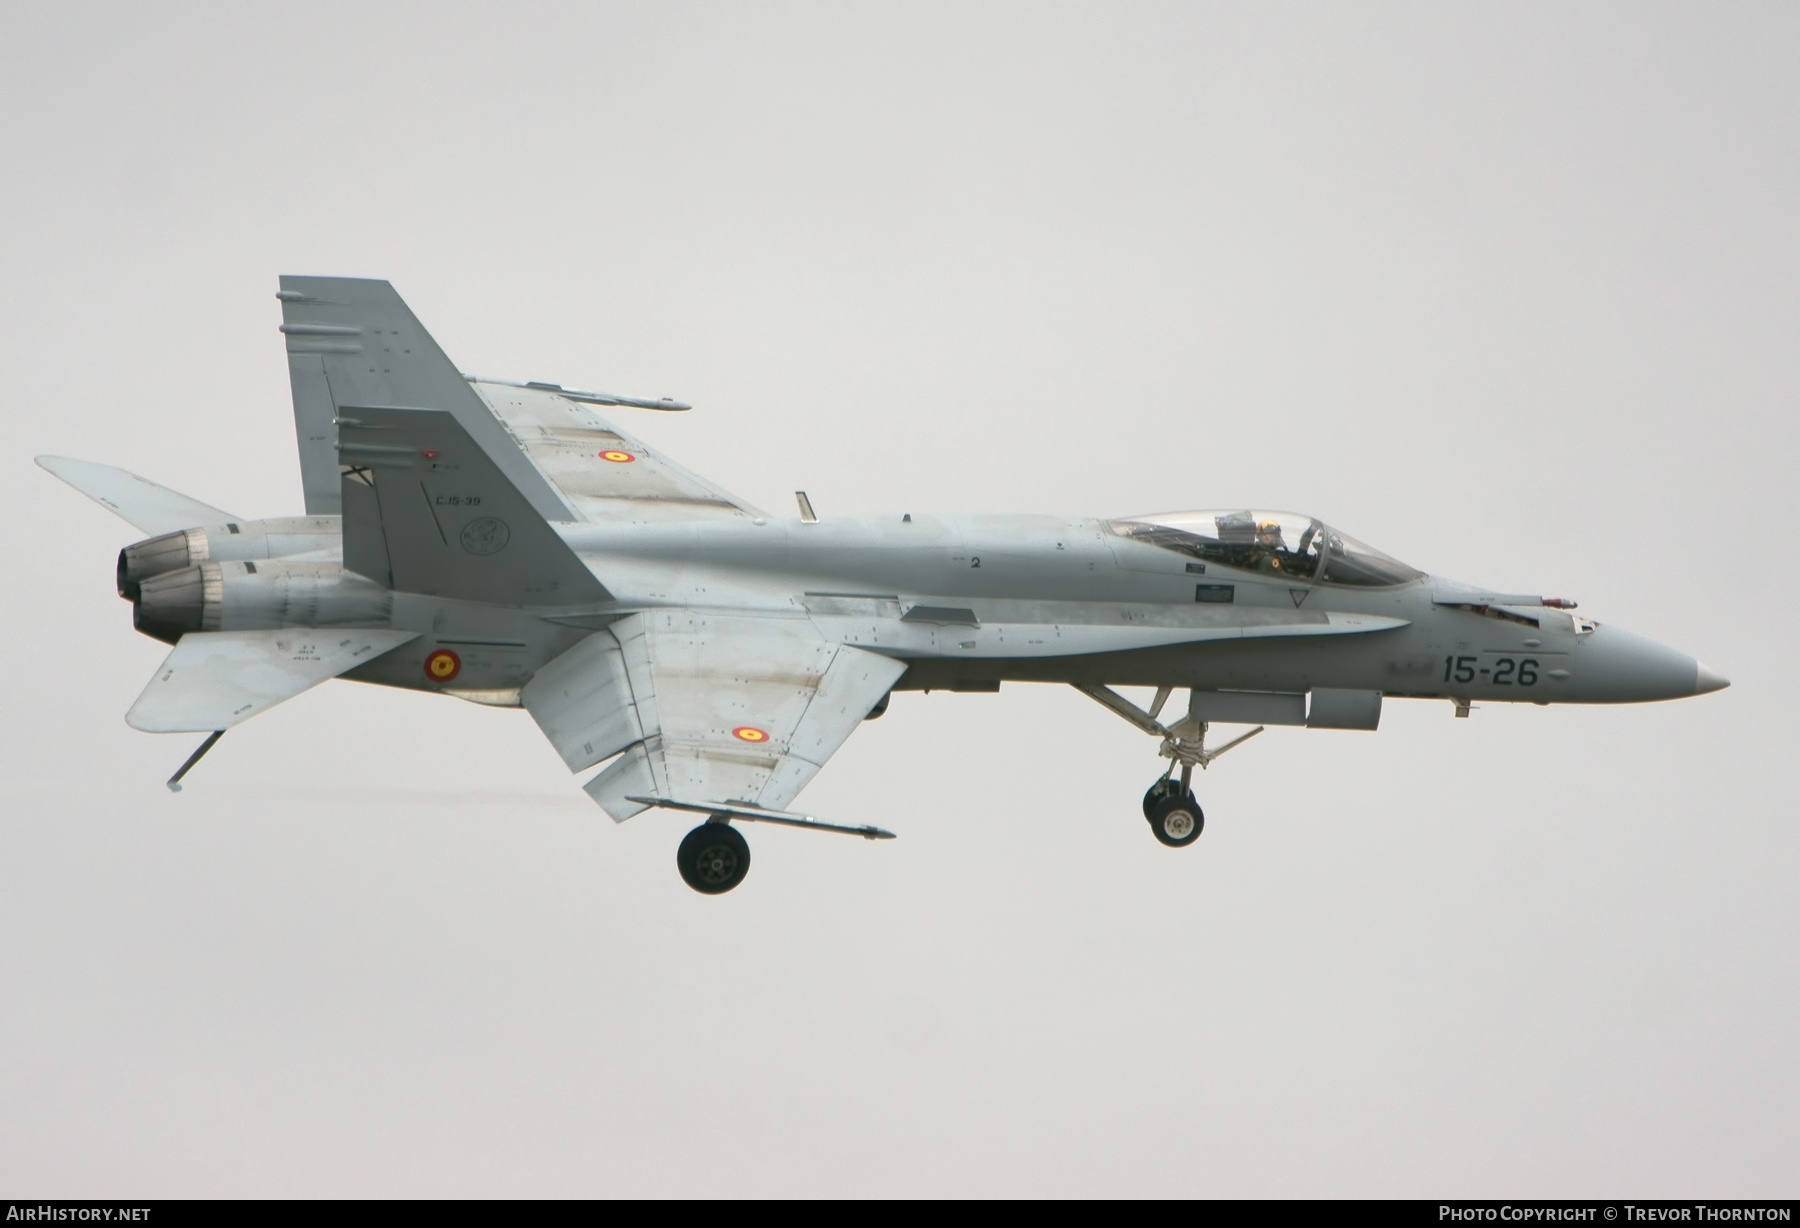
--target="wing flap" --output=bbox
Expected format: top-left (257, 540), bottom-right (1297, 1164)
top-left (760, 644), bottom-right (908, 809)
top-left (526, 612), bottom-right (903, 822)
top-left (586, 742), bottom-right (662, 816)
top-left (127, 629), bottom-right (419, 732)
top-left (521, 627), bottom-right (646, 772)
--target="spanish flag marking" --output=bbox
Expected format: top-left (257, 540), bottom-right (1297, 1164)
top-left (425, 649), bottom-right (462, 682)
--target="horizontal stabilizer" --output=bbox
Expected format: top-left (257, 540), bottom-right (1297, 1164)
top-left (37, 456), bottom-right (236, 537)
top-left (127, 629), bottom-right (419, 732)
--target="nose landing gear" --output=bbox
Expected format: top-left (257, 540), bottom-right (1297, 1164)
top-left (1145, 780), bottom-right (1204, 847)
top-left (1078, 684), bottom-right (1262, 849)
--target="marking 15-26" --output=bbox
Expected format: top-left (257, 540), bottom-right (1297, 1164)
top-left (1445, 656), bottom-right (1539, 686)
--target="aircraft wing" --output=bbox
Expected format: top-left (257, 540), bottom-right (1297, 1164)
top-left (523, 612), bottom-right (905, 823)
top-left (127, 629), bottom-right (419, 732)
top-left (469, 380), bottom-right (767, 524)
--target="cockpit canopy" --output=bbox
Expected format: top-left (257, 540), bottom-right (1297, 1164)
top-left (1108, 510), bottom-right (1423, 587)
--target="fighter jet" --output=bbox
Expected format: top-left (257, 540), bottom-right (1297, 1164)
top-left (38, 277), bottom-right (1730, 894)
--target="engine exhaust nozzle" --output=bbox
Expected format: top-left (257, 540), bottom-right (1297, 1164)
top-left (117, 528), bottom-right (207, 600)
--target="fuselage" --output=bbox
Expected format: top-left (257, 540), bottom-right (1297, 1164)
top-left (553, 512), bottom-right (1714, 705)
top-left (119, 509), bottom-right (1721, 710)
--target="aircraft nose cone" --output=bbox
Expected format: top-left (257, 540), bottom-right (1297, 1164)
top-left (1693, 662), bottom-right (1731, 695)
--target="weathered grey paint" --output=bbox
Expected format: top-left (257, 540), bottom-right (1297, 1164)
top-left (44, 275), bottom-right (1729, 832)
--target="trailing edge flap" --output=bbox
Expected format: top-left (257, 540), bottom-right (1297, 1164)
top-left (338, 407), bottom-right (611, 605)
top-left (36, 455), bottom-right (237, 537)
top-left (521, 612), bottom-right (907, 822)
top-left (279, 275), bottom-right (571, 521)
top-left (127, 629), bottom-right (419, 733)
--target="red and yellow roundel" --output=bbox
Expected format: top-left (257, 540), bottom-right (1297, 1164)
top-left (599, 450), bottom-right (636, 463)
top-left (732, 726), bottom-right (771, 743)
top-left (424, 649), bottom-right (462, 682)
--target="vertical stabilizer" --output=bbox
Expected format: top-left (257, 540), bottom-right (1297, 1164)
top-left (277, 276), bottom-right (573, 522)
top-left (338, 407), bottom-right (609, 605)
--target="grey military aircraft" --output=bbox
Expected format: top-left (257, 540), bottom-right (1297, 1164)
top-left (39, 277), bottom-right (1729, 894)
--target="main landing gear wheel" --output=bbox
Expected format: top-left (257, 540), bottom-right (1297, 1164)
top-left (1148, 792), bottom-right (1204, 848)
top-left (677, 821), bottom-right (751, 894)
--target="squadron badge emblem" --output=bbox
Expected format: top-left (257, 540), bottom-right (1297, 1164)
top-left (459, 516), bottom-right (510, 556)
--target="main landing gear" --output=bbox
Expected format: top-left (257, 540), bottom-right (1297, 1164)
top-left (677, 821), bottom-right (752, 894)
top-left (1076, 684), bottom-right (1265, 849)
top-left (657, 802), bottom-right (896, 895)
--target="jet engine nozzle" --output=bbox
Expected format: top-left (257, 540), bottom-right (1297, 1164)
top-left (117, 517), bottom-right (341, 600)
top-left (131, 560), bottom-right (389, 645)
top-left (134, 562), bottom-right (220, 642)
top-left (118, 528), bottom-right (207, 599)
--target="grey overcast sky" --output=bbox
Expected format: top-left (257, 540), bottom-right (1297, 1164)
top-left (1, 1), bottom-right (1794, 1197)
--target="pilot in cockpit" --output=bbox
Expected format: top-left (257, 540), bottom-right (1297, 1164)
top-left (1255, 519), bottom-right (1287, 572)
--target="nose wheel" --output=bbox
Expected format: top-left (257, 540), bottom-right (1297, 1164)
top-left (1075, 685), bottom-right (1263, 852)
top-left (677, 820), bottom-right (751, 894)
top-left (1143, 776), bottom-right (1205, 846)
top-left (1142, 775), bottom-right (1182, 819)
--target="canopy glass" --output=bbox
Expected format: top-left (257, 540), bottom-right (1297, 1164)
top-left (1108, 510), bottom-right (1422, 587)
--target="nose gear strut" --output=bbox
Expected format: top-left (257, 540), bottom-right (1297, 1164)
top-left (1074, 684), bottom-right (1265, 847)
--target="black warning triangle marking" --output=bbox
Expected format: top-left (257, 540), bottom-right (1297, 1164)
top-left (1289, 589), bottom-right (1309, 607)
